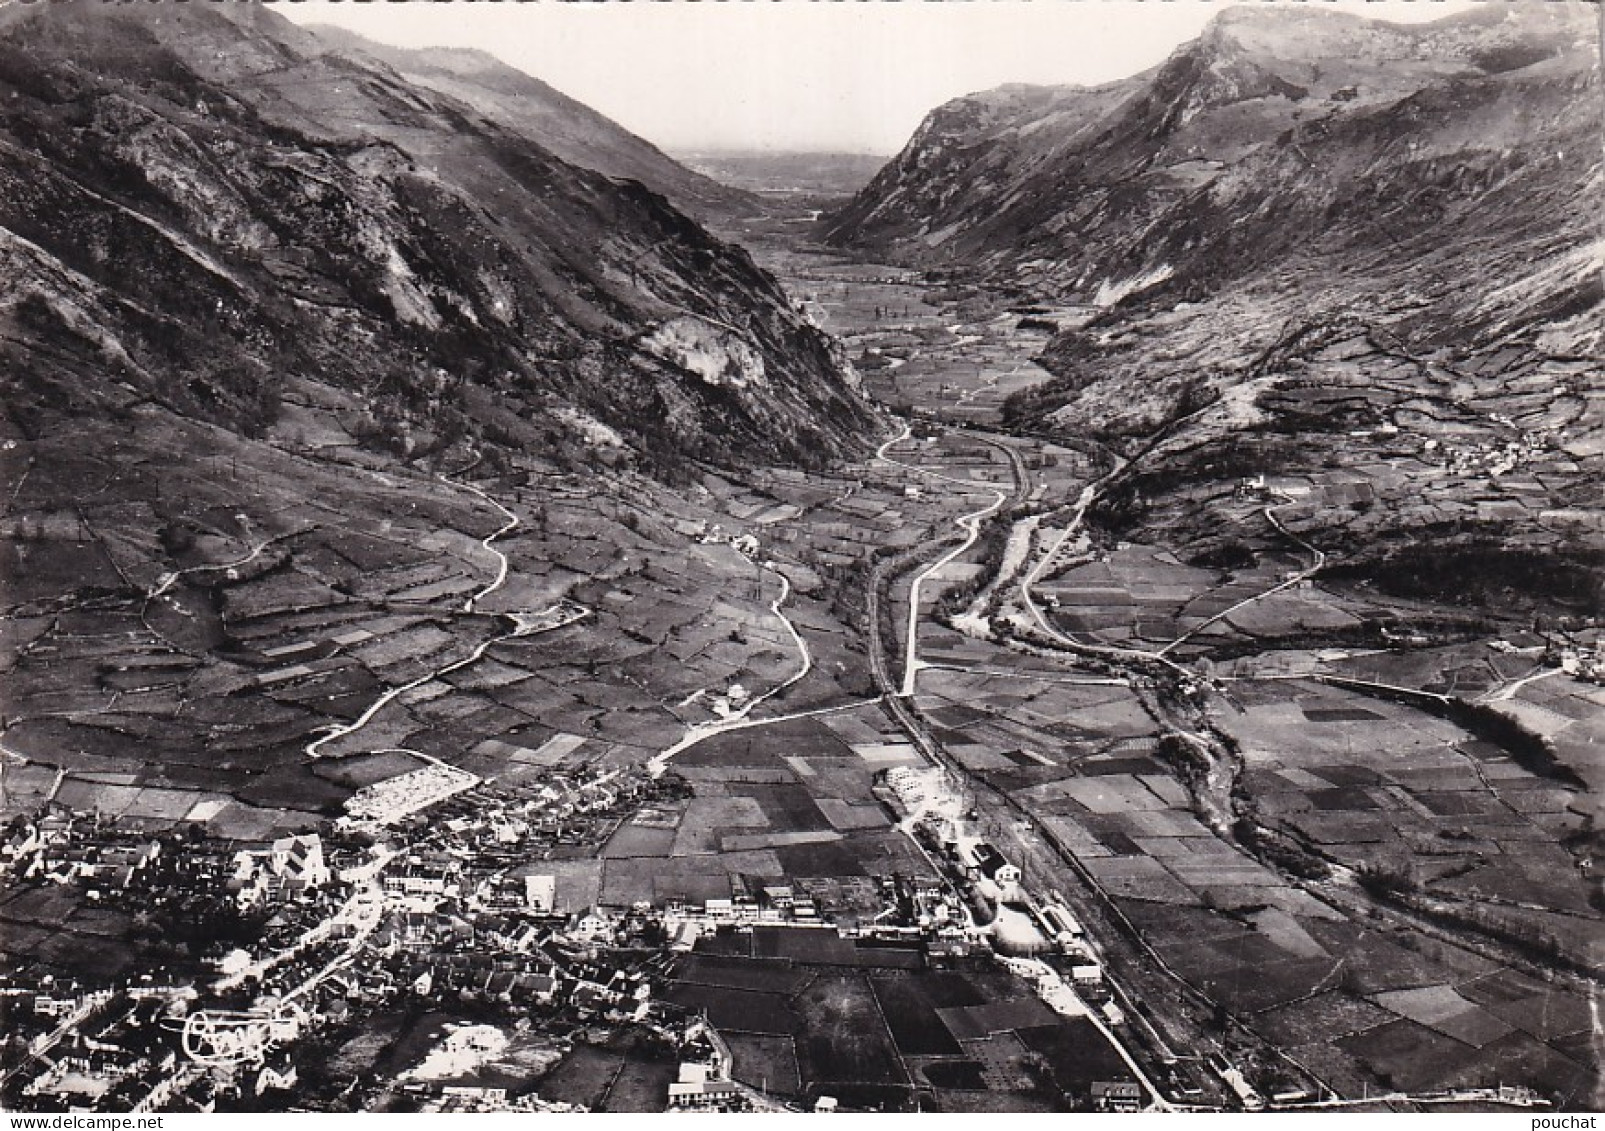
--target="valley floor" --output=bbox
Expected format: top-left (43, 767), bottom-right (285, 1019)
top-left (735, 219), bottom-right (1602, 1111)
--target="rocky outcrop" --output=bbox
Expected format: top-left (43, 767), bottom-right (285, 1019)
top-left (0, 1), bottom-right (879, 475)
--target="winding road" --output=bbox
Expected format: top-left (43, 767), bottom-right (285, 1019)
top-left (646, 562), bottom-right (823, 776)
top-left (899, 492), bottom-right (1008, 695)
top-left (744, 570), bottom-right (813, 712)
top-left (146, 529), bottom-right (300, 600)
top-left (873, 423), bottom-right (1014, 696)
top-left (861, 422), bottom-right (1183, 1110)
top-left (450, 475), bottom-right (519, 614)
top-left (167, 472), bottom-right (534, 1080)
top-left (304, 471), bottom-right (524, 761)
top-left (1014, 495), bottom-right (1201, 685)
top-left (1156, 497), bottom-right (1327, 656)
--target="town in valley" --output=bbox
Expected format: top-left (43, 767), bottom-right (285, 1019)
top-left (0, 0), bottom-right (1599, 1115)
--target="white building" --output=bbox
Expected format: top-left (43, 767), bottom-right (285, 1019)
top-left (970, 842), bottom-right (1021, 889)
top-left (269, 834), bottom-right (330, 889)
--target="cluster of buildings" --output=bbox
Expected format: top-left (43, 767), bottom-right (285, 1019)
top-left (5, 831), bottom-right (690, 1112)
top-left (1209, 1053), bottom-right (1266, 1110)
top-left (1553, 639), bottom-right (1605, 685)
top-left (1091, 1080), bottom-right (1145, 1112)
top-left (231, 834), bottom-right (332, 906)
top-left (881, 765), bottom-right (1028, 906)
top-left (695, 523), bottom-right (762, 561)
top-left (2, 813), bottom-right (289, 953)
top-left (1491, 631), bottom-right (1605, 687)
top-left (0, 972), bottom-right (302, 1113)
top-left (665, 1022), bottom-right (744, 1110)
top-left (420, 1084), bottom-right (582, 1114)
top-left (1, 812), bottom-right (166, 892)
top-left (651, 870), bottom-right (964, 949)
top-left (3, 737), bottom-right (1163, 1115)
top-left (881, 764), bottom-right (966, 823)
top-left (390, 1012), bottom-right (755, 1114)
top-left (343, 914), bottom-right (659, 1023)
top-left (966, 841), bottom-right (1023, 892)
top-left (1426, 427), bottom-right (1552, 481)
top-left (659, 879), bottom-right (824, 939)
top-left (0, 758), bottom-right (690, 1112)
top-left (377, 767), bottom-right (664, 895)
top-left (664, 1020), bottom-right (785, 1112)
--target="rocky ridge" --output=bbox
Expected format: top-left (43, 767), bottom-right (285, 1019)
top-left (302, 25), bottom-right (762, 222)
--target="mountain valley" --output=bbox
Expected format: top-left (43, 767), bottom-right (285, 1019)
top-left (1, 0), bottom-right (1600, 1115)
top-left (823, 4), bottom-right (1600, 615)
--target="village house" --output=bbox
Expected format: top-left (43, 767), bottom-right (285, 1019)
top-left (2, 820), bottom-right (41, 875)
top-left (667, 1062), bottom-right (742, 1110)
top-left (969, 842), bottom-right (1022, 888)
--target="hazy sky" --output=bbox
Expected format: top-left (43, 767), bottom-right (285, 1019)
top-left (279, 1), bottom-right (1482, 155)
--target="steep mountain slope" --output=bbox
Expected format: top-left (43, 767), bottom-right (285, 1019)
top-left (827, 4), bottom-right (1594, 299)
top-left (825, 2), bottom-right (1600, 612)
top-left (303, 25), bottom-right (761, 221)
top-left (0, 1), bottom-right (877, 479)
